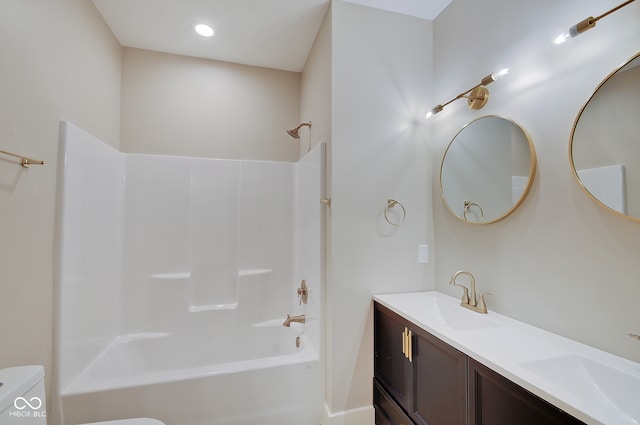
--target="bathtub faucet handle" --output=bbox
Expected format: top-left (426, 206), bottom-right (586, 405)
top-left (297, 280), bottom-right (308, 305)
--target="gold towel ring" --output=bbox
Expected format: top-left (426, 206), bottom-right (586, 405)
top-left (463, 201), bottom-right (484, 223)
top-left (385, 199), bottom-right (406, 226)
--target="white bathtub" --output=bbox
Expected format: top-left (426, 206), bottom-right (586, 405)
top-left (60, 325), bottom-right (320, 425)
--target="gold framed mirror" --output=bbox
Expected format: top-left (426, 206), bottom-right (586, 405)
top-left (570, 51), bottom-right (640, 223)
top-left (440, 115), bottom-right (537, 224)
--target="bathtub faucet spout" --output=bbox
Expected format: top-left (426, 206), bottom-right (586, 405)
top-left (282, 314), bottom-right (305, 327)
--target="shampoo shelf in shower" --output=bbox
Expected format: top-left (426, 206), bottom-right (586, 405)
top-left (238, 269), bottom-right (272, 277)
top-left (251, 319), bottom-right (286, 328)
top-left (150, 272), bottom-right (191, 280)
top-left (149, 270), bottom-right (271, 280)
top-left (114, 332), bottom-right (171, 343)
top-left (188, 302), bottom-right (239, 313)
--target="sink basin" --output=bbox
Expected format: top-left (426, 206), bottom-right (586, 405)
top-left (521, 354), bottom-right (640, 422)
top-left (430, 297), bottom-right (502, 332)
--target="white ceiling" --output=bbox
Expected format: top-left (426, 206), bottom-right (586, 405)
top-left (91, 0), bottom-right (452, 72)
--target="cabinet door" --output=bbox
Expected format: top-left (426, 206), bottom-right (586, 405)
top-left (468, 358), bottom-right (585, 425)
top-left (411, 327), bottom-right (467, 425)
top-left (374, 303), bottom-right (412, 411)
top-left (374, 378), bottom-right (414, 425)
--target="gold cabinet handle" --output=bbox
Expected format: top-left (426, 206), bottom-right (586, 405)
top-left (401, 328), bottom-right (412, 362)
top-left (405, 328), bottom-right (409, 360)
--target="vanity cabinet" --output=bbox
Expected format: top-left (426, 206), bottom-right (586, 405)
top-left (374, 302), bottom-right (467, 425)
top-left (468, 358), bottom-right (584, 425)
top-left (374, 301), bottom-right (585, 425)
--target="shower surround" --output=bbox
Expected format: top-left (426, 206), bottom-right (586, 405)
top-left (53, 121), bottom-right (324, 425)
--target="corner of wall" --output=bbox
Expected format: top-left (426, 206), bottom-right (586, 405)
top-left (323, 403), bottom-right (375, 425)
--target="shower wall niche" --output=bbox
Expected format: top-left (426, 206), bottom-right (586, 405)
top-left (54, 121), bottom-right (325, 397)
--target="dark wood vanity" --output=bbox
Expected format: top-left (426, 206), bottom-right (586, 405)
top-left (373, 302), bottom-right (586, 425)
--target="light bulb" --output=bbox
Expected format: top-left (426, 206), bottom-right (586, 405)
top-left (549, 17), bottom-right (596, 49)
top-left (491, 68), bottom-right (511, 81)
top-left (425, 105), bottom-right (443, 119)
top-left (548, 27), bottom-right (574, 51)
top-left (553, 32), bottom-right (571, 45)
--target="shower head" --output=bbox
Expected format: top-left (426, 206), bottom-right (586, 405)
top-left (286, 122), bottom-right (311, 139)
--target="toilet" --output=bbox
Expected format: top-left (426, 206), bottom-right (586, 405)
top-left (0, 366), bottom-right (164, 425)
top-left (0, 365), bottom-right (46, 425)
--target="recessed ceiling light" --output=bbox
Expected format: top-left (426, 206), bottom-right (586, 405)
top-left (194, 23), bottom-right (214, 37)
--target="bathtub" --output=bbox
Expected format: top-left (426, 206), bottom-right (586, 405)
top-left (59, 324), bottom-right (320, 425)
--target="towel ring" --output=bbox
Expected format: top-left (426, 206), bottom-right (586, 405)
top-left (463, 201), bottom-right (484, 223)
top-left (384, 199), bottom-right (406, 226)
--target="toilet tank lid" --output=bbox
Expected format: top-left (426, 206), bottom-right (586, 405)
top-left (0, 365), bottom-right (45, 412)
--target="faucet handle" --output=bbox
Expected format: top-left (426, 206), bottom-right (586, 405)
top-left (476, 292), bottom-right (492, 314)
top-left (451, 283), bottom-right (470, 305)
top-left (297, 279), bottom-right (308, 305)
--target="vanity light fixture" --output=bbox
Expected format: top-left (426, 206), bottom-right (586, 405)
top-left (426, 68), bottom-right (510, 118)
top-left (194, 23), bottom-right (214, 37)
top-left (553, 0), bottom-right (636, 46)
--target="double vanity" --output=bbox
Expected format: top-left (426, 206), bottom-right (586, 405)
top-left (374, 41), bottom-right (640, 425)
top-left (373, 291), bottom-right (640, 425)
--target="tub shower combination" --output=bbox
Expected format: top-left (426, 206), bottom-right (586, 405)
top-left (53, 122), bottom-right (325, 425)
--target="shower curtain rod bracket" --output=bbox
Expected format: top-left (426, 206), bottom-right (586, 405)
top-left (0, 150), bottom-right (45, 168)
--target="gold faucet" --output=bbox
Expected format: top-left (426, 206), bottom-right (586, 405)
top-left (449, 270), bottom-right (489, 314)
top-left (282, 314), bottom-right (306, 327)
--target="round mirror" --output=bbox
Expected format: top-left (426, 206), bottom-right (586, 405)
top-left (570, 51), bottom-right (640, 223)
top-left (440, 116), bottom-right (537, 224)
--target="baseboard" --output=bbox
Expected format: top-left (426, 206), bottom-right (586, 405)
top-left (322, 403), bottom-right (375, 425)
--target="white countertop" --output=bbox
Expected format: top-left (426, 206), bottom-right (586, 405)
top-left (373, 291), bottom-right (640, 425)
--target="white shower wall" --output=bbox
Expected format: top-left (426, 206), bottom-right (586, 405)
top-left (56, 121), bottom-right (125, 391)
top-left (120, 155), bottom-right (295, 334)
top-left (55, 121), bottom-right (324, 396)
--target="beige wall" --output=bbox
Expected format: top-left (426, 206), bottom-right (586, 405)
top-left (432, 0), bottom-right (640, 363)
top-left (301, 8), bottom-right (334, 419)
top-left (328, 1), bottom-right (434, 420)
top-left (120, 48), bottom-right (301, 162)
top-left (301, 9), bottom-right (332, 160)
top-left (0, 0), bottom-right (121, 397)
